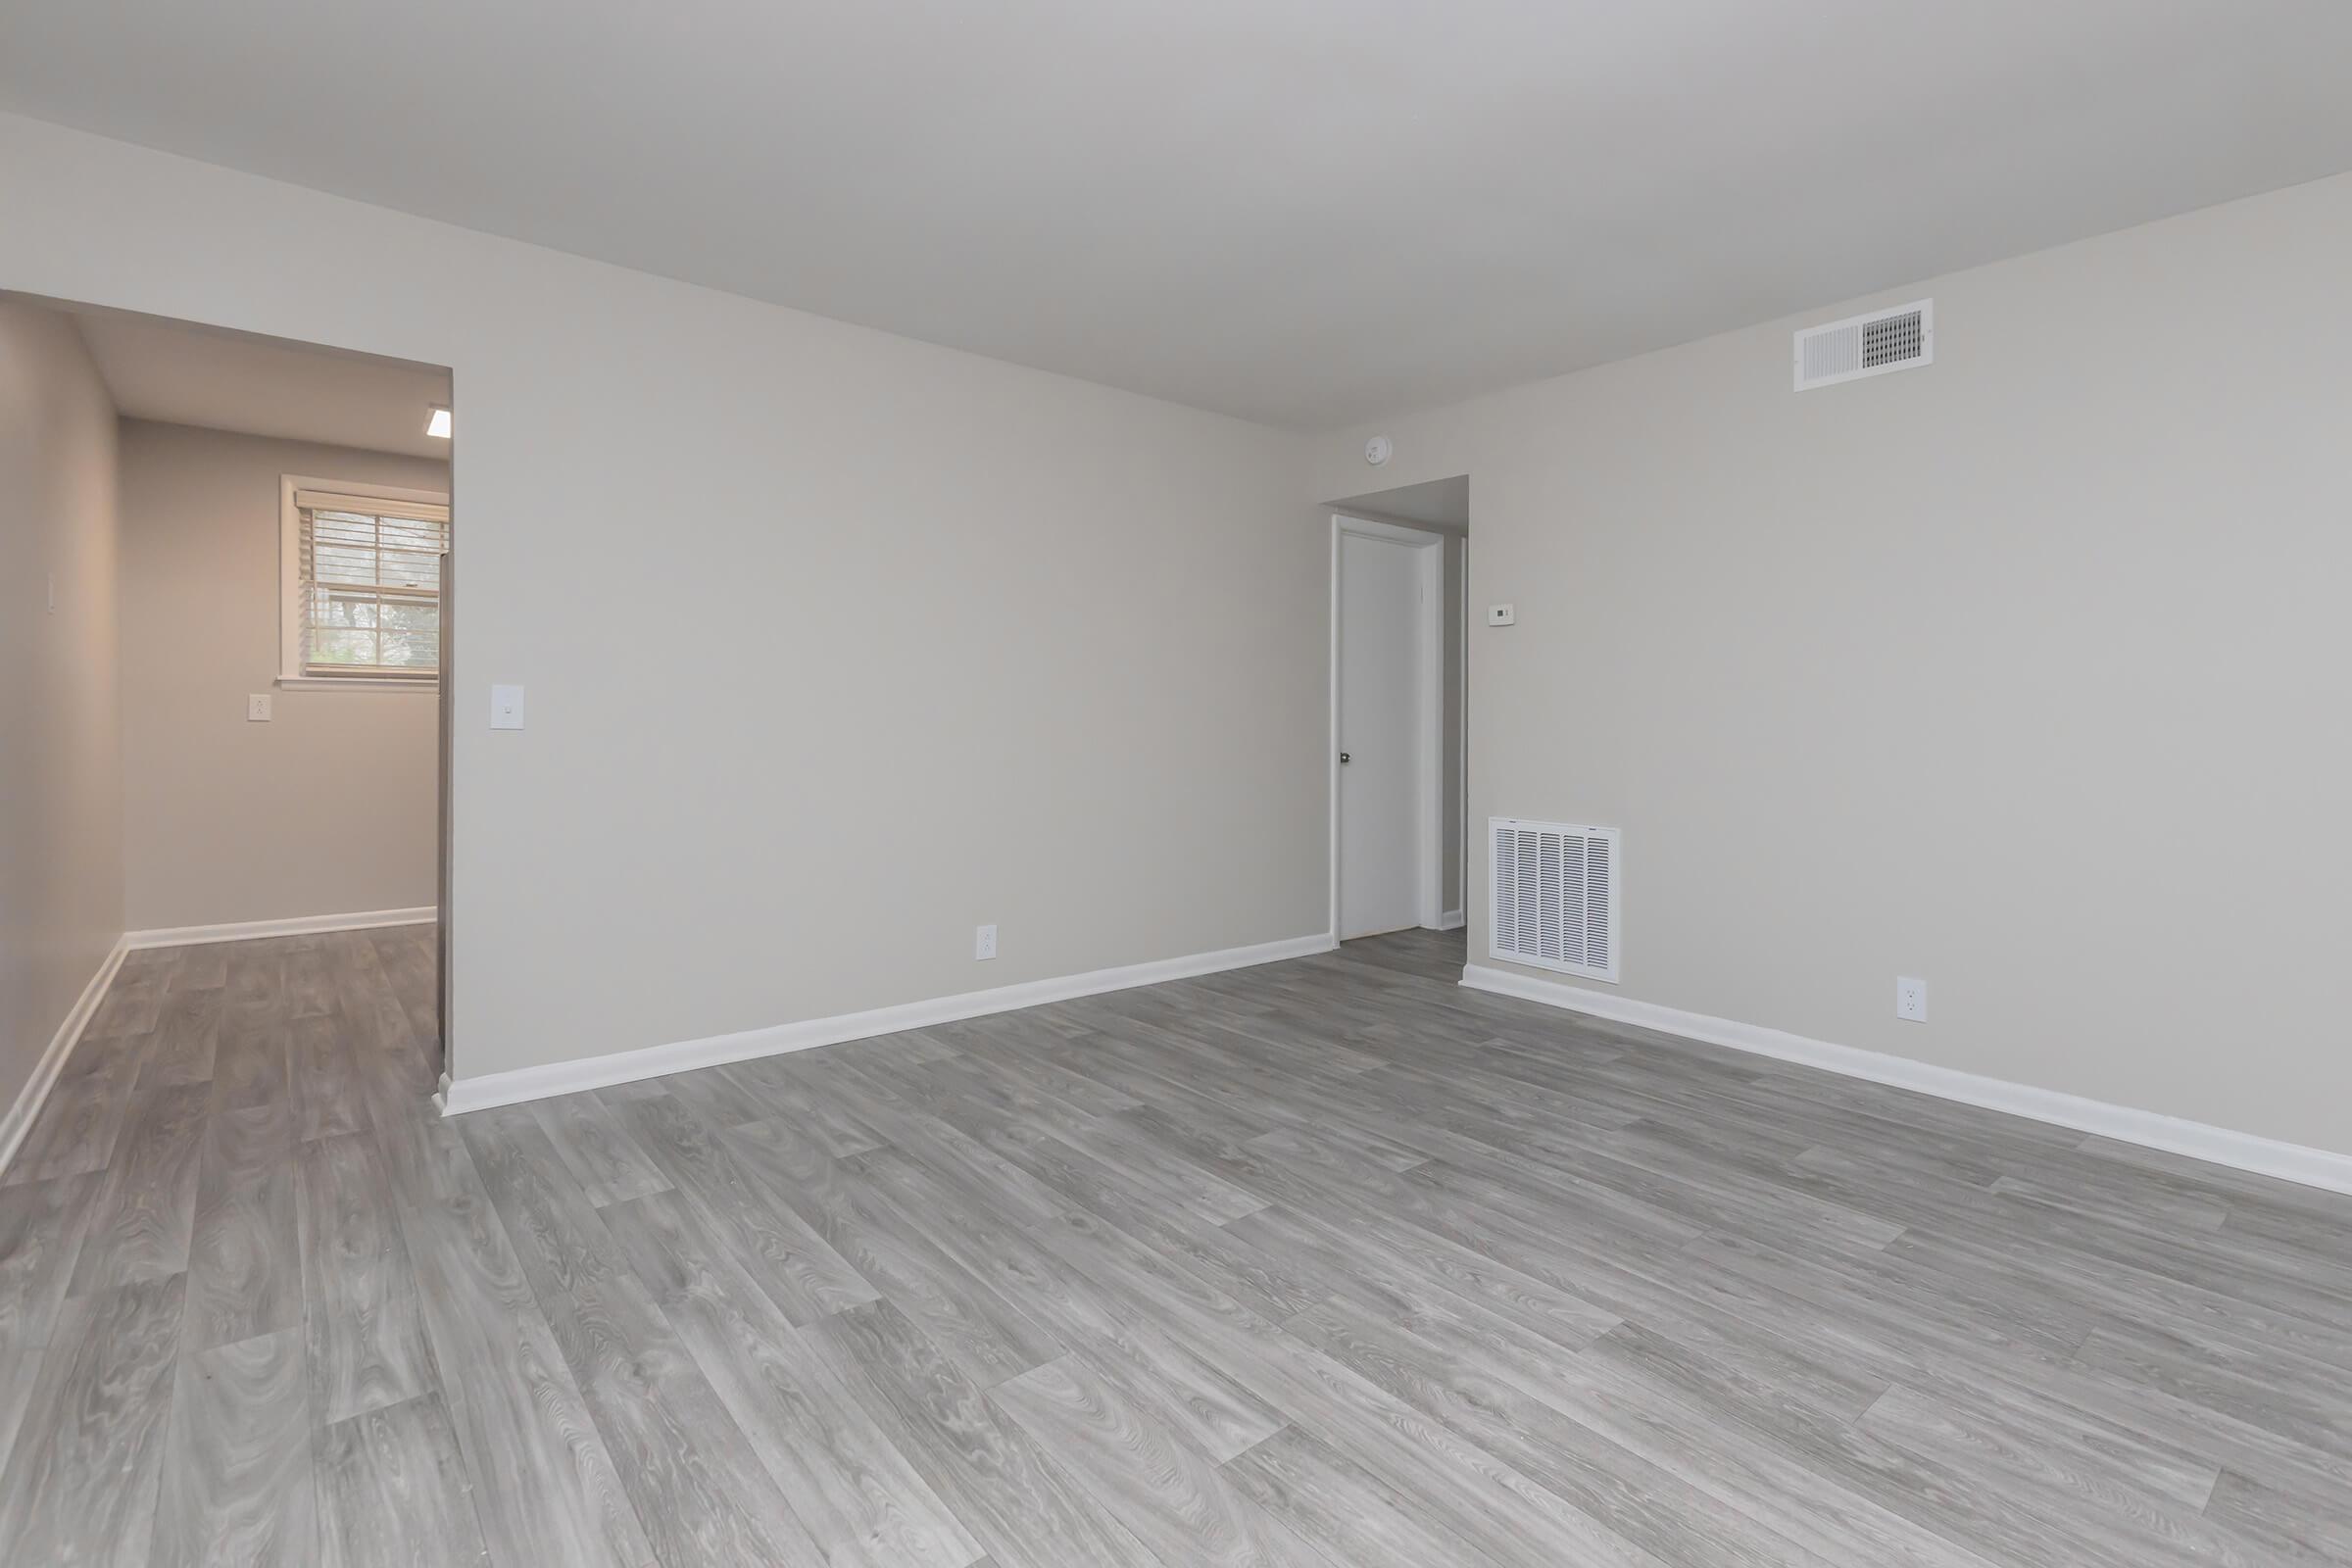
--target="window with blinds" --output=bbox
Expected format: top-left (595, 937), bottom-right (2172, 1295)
top-left (292, 488), bottom-right (449, 678)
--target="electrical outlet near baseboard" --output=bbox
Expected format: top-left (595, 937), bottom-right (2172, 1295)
top-left (975, 923), bottom-right (998, 961)
top-left (1895, 976), bottom-right (1928, 1022)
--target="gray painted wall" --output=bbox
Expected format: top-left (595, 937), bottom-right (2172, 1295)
top-left (0, 114), bottom-right (1329, 1087)
top-left (0, 298), bottom-right (122, 1124)
top-left (117, 419), bottom-right (449, 928)
top-left (1312, 172), bottom-right (2352, 1158)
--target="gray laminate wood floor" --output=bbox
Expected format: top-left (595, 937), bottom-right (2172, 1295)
top-left (4, 924), bottom-right (2349, 1565)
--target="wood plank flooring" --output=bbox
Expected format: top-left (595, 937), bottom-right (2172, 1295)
top-left (3, 922), bottom-right (2349, 1565)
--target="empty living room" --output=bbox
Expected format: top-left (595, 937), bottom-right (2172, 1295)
top-left (5, 5), bottom-right (2350, 1565)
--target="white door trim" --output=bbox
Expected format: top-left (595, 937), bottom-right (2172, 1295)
top-left (1454, 531), bottom-right (1470, 929)
top-left (1329, 513), bottom-right (1446, 942)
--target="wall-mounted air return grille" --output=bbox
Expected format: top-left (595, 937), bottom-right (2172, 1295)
top-left (1491, 818), bottom-right (1620, 983)
top-left (1794, 299), bottom-right (1934, 391)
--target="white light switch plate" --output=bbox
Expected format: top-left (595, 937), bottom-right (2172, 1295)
top-left (490, 684), bottom-right (525, 730)
top-left (1487, 604), bottom-right (1516, 626)
top-left (247, 693), bottom-right (272, 721)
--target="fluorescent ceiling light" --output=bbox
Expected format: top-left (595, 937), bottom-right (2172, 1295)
top-left (425, 406), bottom-right (452, 439)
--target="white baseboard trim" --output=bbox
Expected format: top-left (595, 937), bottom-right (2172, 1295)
top-left (125, 906), bottom-right (435, 950)
top-left (444, 931), bottom-right (1337, 1116)
top-left (1460, 962), bottom-right (2352, 1199)
top-left (1435, 909), bottom-right (1465, 932)
top-left (0, 934), bottom-right (130, 1178)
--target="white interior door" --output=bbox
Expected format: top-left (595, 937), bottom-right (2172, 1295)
top-left (1339, 530), bottom-right (1423, 939)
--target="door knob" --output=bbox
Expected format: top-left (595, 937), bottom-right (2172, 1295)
top-left (1339, 752), bottom-right (1351, 764)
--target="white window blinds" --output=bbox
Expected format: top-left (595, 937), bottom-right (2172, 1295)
top-left (294, 488), bottom-right (449, 678)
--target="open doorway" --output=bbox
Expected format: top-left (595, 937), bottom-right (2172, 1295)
top-left (1327, 475), bottom-right (1468, 954)
top-left (2, 291), bottom-right (455, 1089)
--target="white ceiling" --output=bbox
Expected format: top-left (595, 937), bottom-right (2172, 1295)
top-left (6, 2), bottom-right (2350, 429)
top-left (63, 307), bottom-right (453, 460)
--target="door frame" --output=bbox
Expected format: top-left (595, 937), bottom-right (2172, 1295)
top-left (434, 513), bottom-right (454, 1092)
top-left (1328, 513), bottom-right (1446, 942)
top-left (1451, 533), bottom-right (1469, 932)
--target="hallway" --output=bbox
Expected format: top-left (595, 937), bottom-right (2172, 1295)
top-left (0, 926), bottom-right (442, 1562)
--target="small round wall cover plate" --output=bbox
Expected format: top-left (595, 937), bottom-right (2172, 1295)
top-left (1364, 435), bottom-right (1393, 466)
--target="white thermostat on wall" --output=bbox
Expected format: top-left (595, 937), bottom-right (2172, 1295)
top-left (1363, 435), bottom-right (1392, 466)
top-left (1487, 604), bottom-right (1516, 626)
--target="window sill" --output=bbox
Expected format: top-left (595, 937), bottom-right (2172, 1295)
top-left (275, 675), bottom-right (440, 691)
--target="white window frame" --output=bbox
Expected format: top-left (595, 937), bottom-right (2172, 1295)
top-left (278, 473), bottom-right (451, 689)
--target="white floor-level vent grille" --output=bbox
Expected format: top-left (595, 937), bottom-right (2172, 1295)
top-left (1794, 299), bottom-right (1934, 390)
top-left (1491, 817), bottom-right (1620, 983)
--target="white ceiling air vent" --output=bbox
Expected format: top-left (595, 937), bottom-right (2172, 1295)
top-left (1491, 818), bottom-right (1619, 983)
top-left (1794, 299), bottom-right (1933, 391)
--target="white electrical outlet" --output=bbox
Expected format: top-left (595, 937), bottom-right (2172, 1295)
top-left (1895, 976), bottom-right (1928, 1022)
top-left (247, 693), bottom-right (273, 721)
top-left (974, 924), bottom-right (998, 961)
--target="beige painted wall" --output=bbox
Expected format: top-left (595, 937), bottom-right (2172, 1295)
top-left (0, 298), bottom-right (122, 1123)
top-left (0, 114), bottom-right (1328, 1086)
top-left (117, 420), bottom-right (448, 929)
top-left (1312, 172), bottom-right (2352, 1157)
